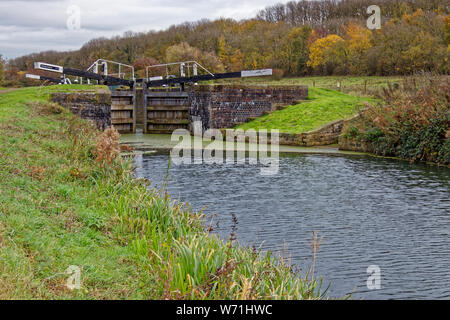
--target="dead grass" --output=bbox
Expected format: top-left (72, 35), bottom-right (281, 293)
top-left (28, 166), bottom-right (46, 181)
top-left (95, 127), bottom-right (121, 166)
top-left (27, 101), bottom-right (65, 116)
top-left (0, 221), bottom-right (5, 248)
top-left (58, 210), bottom-right (83, 233)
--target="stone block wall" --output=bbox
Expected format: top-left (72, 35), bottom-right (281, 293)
top-left (338, 136), bottom-right (375, 153)
top-left (51, 91), bottom-right (112, 130)
top-left (337, 114), bottom-right (376, 153)
top-left (189, 84), bottom-right (308, 132)
top-left (188, 91), bottom-right (212, 133)
top-left (301, 120), bottom-right (345, 146)
top-left (277, 116), bottom-right (360, 147)
top-left (220, 117), bottom-right (357, 147)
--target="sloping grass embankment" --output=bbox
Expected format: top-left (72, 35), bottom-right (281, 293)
top-left (236, 87), bottom-right (376, 134)
top-left (0, 85), bottom-right (325, 299)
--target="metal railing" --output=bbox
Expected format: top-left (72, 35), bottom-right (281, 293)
top-left (146, 61), bottom-right (213, 81)
top-left (85, 59), bottom-right (135, 84)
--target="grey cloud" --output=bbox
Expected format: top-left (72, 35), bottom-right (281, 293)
top-left (0, 0), bottom-right (291, 58)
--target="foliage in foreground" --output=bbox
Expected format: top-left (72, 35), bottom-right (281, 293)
top-left (0, 85), bottom-right (325, 299)
top-left (343, 77), bottom-right (450, 165)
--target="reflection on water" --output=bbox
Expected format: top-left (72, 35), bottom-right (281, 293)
top-left (133, 151), bottom-right (450, 299)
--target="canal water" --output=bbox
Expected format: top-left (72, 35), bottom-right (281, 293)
top-left (123, 134), bottom-right (450, 299)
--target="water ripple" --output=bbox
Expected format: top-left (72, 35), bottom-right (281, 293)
top-left (134, 153), bottom-right (450, 299)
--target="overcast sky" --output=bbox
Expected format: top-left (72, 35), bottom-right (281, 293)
top-left (0, 0), bottom-right (293, 59)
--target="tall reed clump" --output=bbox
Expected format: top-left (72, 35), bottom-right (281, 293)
top-left (344, 76), bottom-right (449, 165)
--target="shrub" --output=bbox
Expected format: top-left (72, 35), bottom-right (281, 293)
top-left (350, 76), bottom-right (450, 164)
top-left (344, 126), bottom-right (359, 138)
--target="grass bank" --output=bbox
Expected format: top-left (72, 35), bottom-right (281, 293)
top-left (215, 75), bottom-right (404, 96)
top-left (0, 85), bottom-right (325, 299)
top-left (236, 87), bottom-right (376, 134)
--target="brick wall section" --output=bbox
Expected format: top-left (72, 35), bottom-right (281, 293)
top-left (189, 84), bottom-right (308, 132)
top-left (51, 91), bottom-right (112, 130)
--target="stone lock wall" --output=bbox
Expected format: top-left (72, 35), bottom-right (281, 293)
top-left (188, 85), bottom-right (308, 133)
top-left (188, 90), bottom-right (212, 133)
top-left (51, 91), bottom-right (112, 130)
top-left (219, 116), bottom-right (360, 147)
top-left (338, 136), bottom-right (376, 153)
top-left (51, 85), bottom-right (318, 143)
top-left (279, 119), bottom-right (345, 147)
top-left (337, 114), bottom-right (376, 153)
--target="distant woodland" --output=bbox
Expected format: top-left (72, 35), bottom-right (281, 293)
top-left (1, 0), bottom-right (449, 86)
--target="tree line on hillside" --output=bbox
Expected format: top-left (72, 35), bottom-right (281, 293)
top-left (1, 0), bottom-right (449, 87)
top-left (257, 0), bottom-right (447, 26)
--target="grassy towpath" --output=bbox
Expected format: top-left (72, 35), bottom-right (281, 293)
top-left (0, 88), bottom-right (19, 94)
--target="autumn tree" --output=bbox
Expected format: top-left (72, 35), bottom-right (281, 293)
top-left (236, 20), bottom-right (286, 70)
top-left (0, 54), bottom-right (5, 84)
top-left (165, 42), bottom-right (225, 73)
top-left (343, 22), bottom-right (373, 75)
top-left (307, 34), bottom-right (345, 74)
top-left (258, 0), bottom-right (449, 26)
top-left (367, 10), bottom-right (448, 75)
top-left (217, 35), bottom-right (244, 72)
top-left (283, 26), bottom-right (312, 75)
top-left (444, 15), bottom-right (450, 46)
top-left (133, 57), bottom-right (160, 78)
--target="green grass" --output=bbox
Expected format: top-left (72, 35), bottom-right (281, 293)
top-left (236, 87), bottom-right (377, 134)
top-left (212, 75), bottom-right (404, 96)
top-left (234, 75), bottom-right (402, 86)
top-left (0, 85), bottom-right (325, 299)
